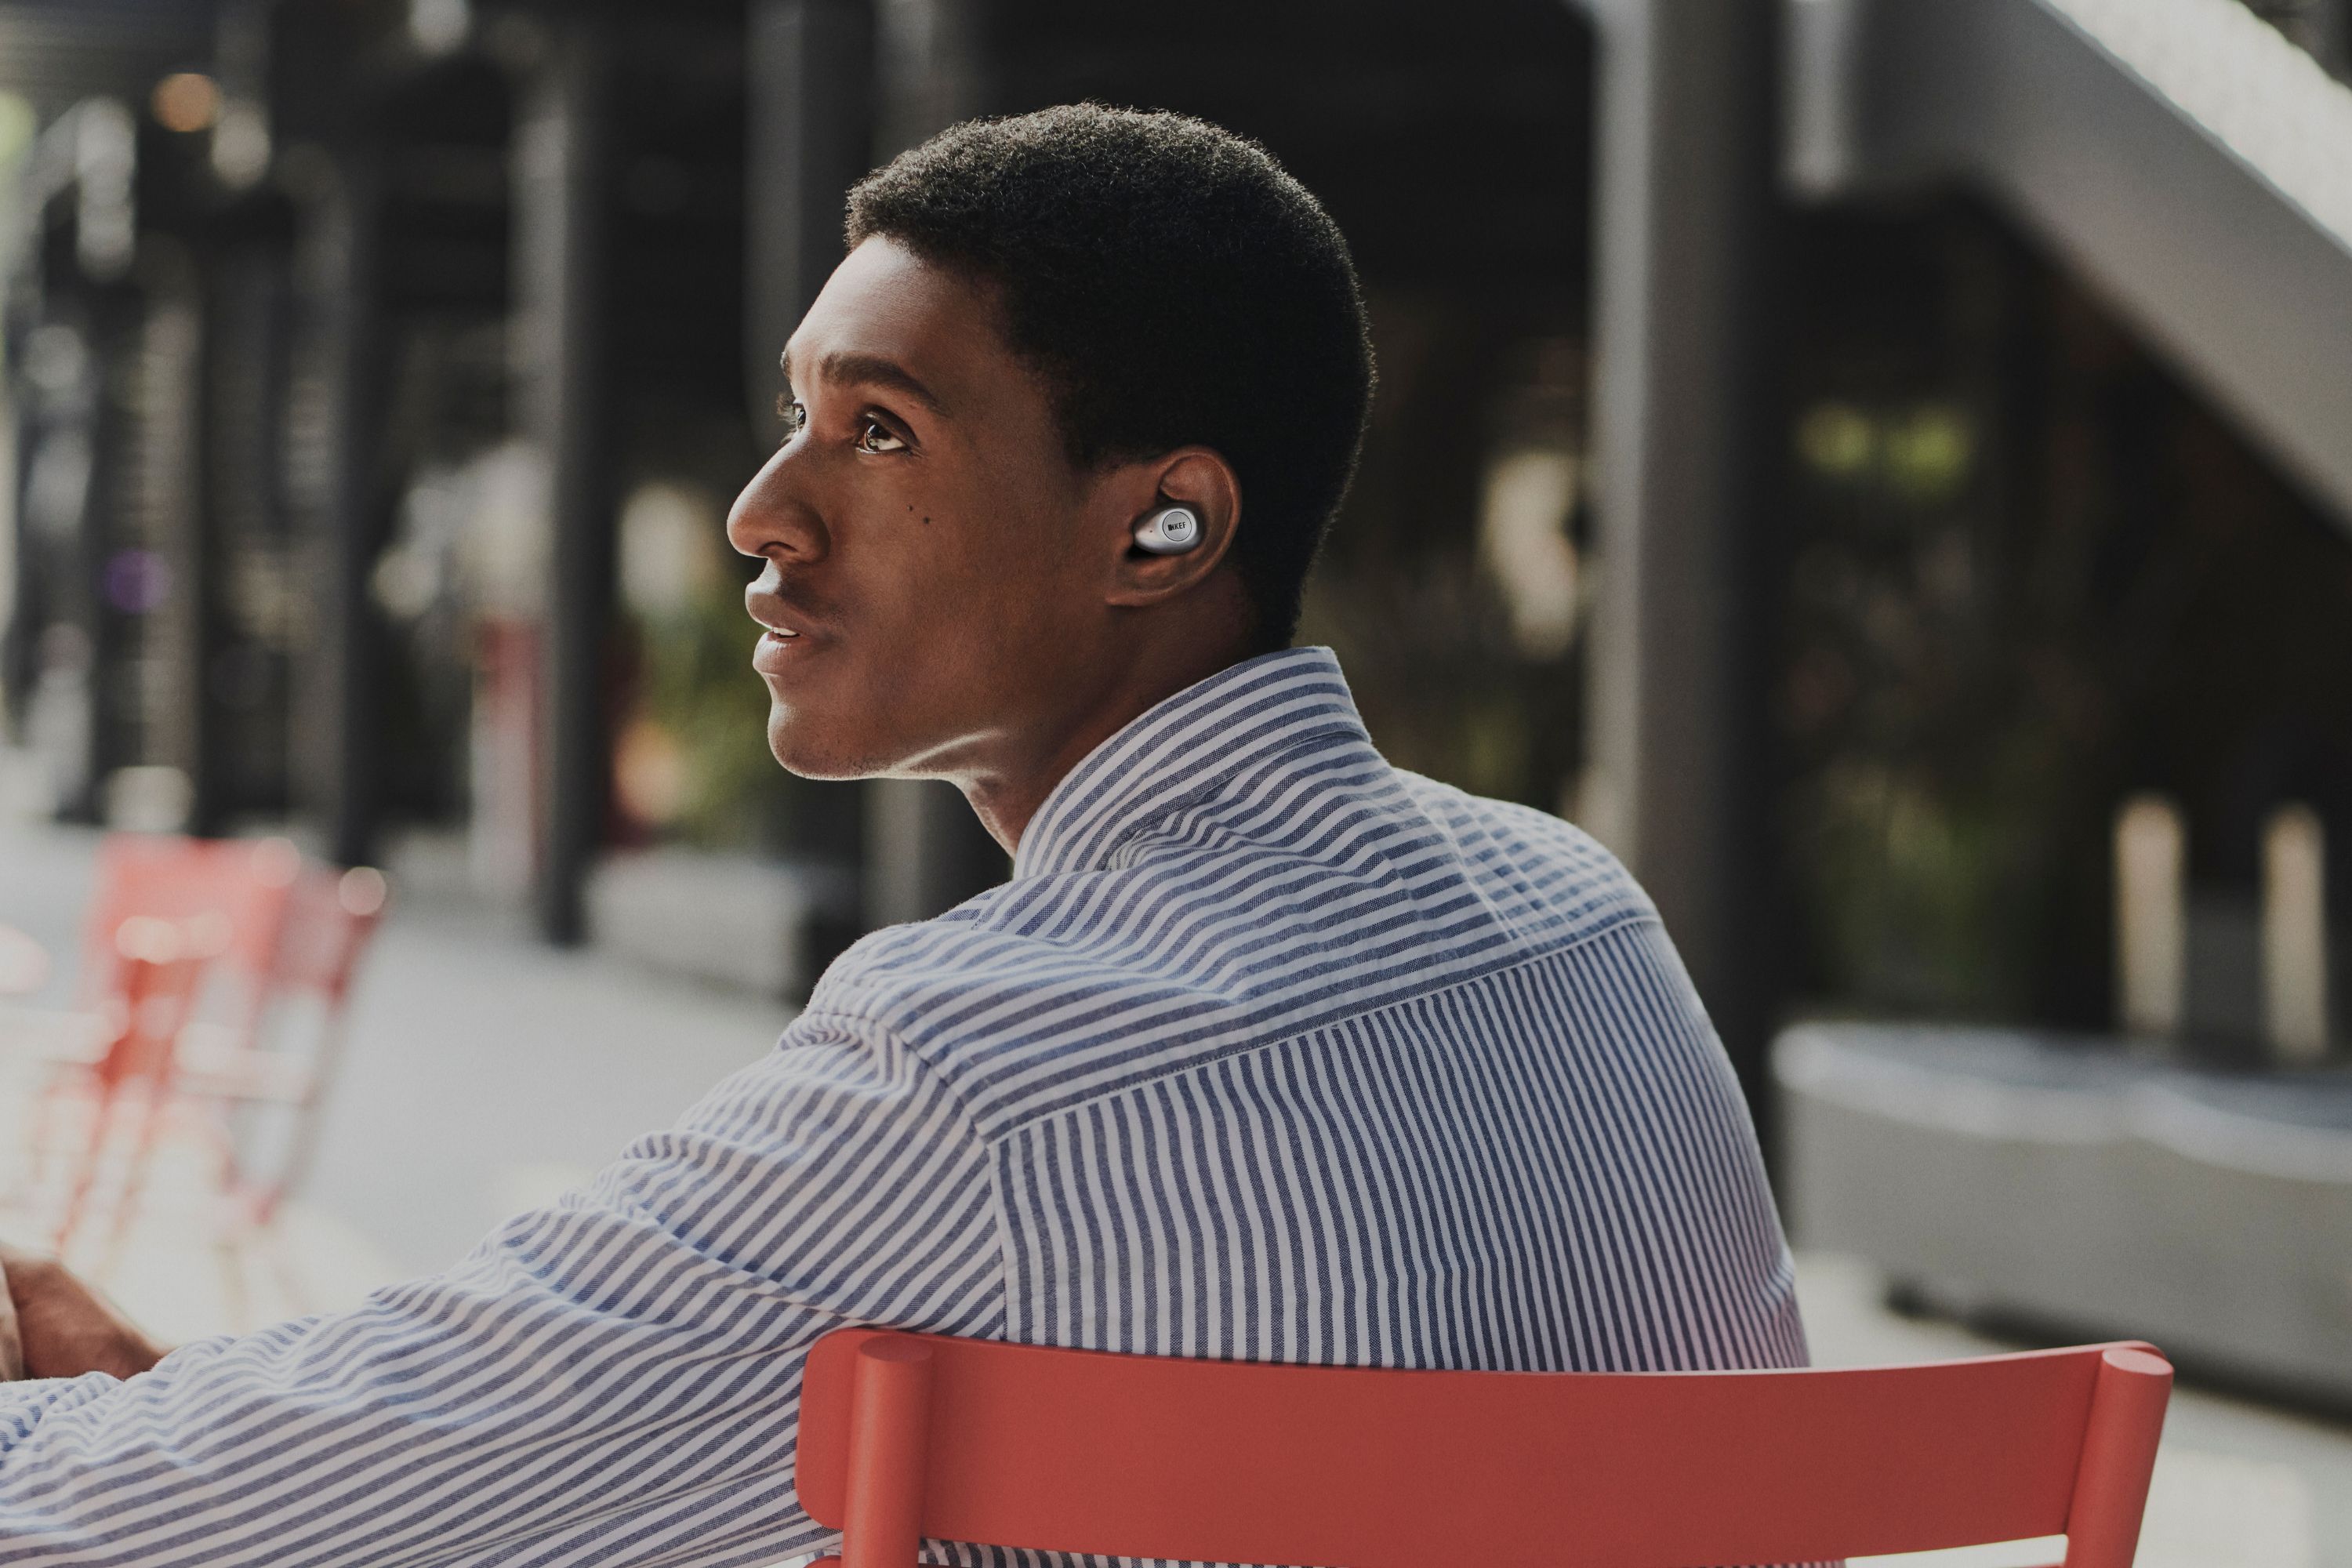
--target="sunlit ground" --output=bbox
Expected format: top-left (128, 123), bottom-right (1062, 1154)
top-left (0, 1080), bottom-right (397, 1341)
top-left (2, 804), bottom-right (2346, 1563)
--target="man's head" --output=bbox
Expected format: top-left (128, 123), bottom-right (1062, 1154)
top-left (727, 106), bottom-right (1373, 831)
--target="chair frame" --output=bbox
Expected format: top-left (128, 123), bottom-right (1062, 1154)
top-left (5, 835), bottom-right (387, 1243)
top-left (172, 862), bottom-right (390, 1225)
top-left (798, 1328), bottom-right (2171, 1568)
top-left (46, 919), bottom-right (221, 1248)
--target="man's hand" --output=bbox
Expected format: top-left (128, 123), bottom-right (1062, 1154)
top-left (0, 1245), bottom-right (166, 1381)
top-left (0, 1254), bottom-right (20, 1380)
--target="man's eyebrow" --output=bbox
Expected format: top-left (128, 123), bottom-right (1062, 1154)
top-left (779, 349), bottom-right (947, 416)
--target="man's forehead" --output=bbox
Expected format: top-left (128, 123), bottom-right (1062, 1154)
top-left (783, 238), bottom-right (1011, 394)
top-left (791, 242), bottom-right (966, 354)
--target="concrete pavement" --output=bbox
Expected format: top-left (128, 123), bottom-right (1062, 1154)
top-left (3, 814), bottom-right (2347, 1564)
top-left (1, 817), bottom-right (793, 1283)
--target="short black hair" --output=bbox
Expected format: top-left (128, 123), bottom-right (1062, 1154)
top-left (846, 104), bottom-right (1374, 650)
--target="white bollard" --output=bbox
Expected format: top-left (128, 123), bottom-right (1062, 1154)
top-left (2262, 803), bottom-right (2330, 1065)
top-left (2114, 793), bottom-right (2186, 1044)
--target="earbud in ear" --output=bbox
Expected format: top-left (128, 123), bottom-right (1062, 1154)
top-left (1133, 504), bottom-right (1203, 555)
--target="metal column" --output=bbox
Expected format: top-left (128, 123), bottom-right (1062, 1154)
top-left (300, 154), bottom-right (390, 869)
top-left (745, 0), bottom-right (875, 437)
top-left (857, 0), bottom-right (1007, 927)
top-left (1586, 0), bottom-right (1786, 1105)
top-left (517, 16), bottom-right (615, 944)
top-left (746, 0), bottom-right (1001, 927)
top-left (864, 775), bottom-right (1011, 931)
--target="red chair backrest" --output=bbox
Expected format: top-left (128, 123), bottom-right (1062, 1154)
top-left (269, 865), bottom-right (390, 1007)
top-left (799, 1330), bottom-right (2172, 1568)
top-left (87, 916), bottom-right (218, 1093)
top-left (79, 835), bottom-right (388, 1035)
top-left (78, 834), bottom-right (302, 1006)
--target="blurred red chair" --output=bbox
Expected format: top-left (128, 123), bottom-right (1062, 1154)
top-left (800, 1330), bottom-right (2172, 1568)
top-left (174, 863), bottom-right (390, 1225)
top-left (3, 834), bottom-right (299, 1127)
top-left (71, 833), bottom-right (305, 1035)
top-left (2, 833), bottom-right (387, 1240)
top-left (45, 915), bottom-right (223, 1249)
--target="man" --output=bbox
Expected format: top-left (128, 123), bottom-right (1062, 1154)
top-left (1, 106), bottom-right (1805, 1564)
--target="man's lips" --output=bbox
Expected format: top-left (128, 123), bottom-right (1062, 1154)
top-left (745, 579), bottom-right (827, 636)
top-left (746, 589), bottom-right (821, 675)
top-left (751, 622), bottom-right (810, 677)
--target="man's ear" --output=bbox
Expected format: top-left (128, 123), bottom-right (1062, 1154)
top-left (1102, 447), bottom-right (1242, 609)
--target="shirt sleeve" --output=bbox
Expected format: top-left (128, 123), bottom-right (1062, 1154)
top-left (0, 1011), bottom-right (1005, 1568)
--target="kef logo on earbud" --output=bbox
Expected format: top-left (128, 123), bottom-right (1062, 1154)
top-left (1135, 506), bottom-right (1202, 554)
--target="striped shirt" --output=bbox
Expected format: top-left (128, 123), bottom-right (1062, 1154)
top-left (0, 645), bottom-right (1806, 1566)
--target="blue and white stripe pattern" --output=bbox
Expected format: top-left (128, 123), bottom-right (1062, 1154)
top-left (0, 646), bottom-right (1806, 1566)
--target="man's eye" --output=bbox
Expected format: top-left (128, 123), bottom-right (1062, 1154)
top-left (775, 396), bottom-right (808, 439)
top-left (855, 419), bottom-right (907, 454)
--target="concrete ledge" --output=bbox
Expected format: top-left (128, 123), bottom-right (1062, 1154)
top-left (1776, 1021), bottom-right (2352, 1409)
top-left (586, 848), bottom-right (856, 1002)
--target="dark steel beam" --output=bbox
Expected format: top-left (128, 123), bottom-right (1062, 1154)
top-left (744, 0), bottom-right (886, 907)
top-left (130, 248), bottom-right (209, 830)
top-left (1585, 0), bottom-right (1788, 1108)
top-left (850, 0), bottom-right (1007, 927)
top-left (517, 15), bottom-right (615, 942)
top-left (298, 153), bottom-right (393, 868)
top-left (744, 0), bottom-right (876, 440)
top-left (863, 778), bottom-right (1008, 931)
top-left (1786, 0), bottom-right (2352, 533)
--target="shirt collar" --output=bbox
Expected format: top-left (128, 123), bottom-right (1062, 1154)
top-left (1011, 646), bottom-right (1369, 881)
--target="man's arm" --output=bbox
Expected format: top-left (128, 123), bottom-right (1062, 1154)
top-left (0, 1011), bottom-right (1005, 1568)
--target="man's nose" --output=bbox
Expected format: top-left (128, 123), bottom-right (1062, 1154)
top-left (726, 443), bottom-right (829, 562)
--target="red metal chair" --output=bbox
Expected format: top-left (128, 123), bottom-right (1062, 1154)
top-left (45, 915), bottom-right (222, 1248)
top-left (800, 1330), bottom-right (2172, 1568)
top-left (4, 837), bottom-right (298, 1178)
top-left (2, 834), bottom-right (387, 1240)
top-left (173, 862), bottom-right (391, 1224)
top-left (71, 833), bottom-right (305, 1036)
top-left (2, 833), bottom-right (302, 1062)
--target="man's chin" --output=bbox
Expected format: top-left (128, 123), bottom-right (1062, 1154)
top-left (765, 711), bottom-right (891, 782)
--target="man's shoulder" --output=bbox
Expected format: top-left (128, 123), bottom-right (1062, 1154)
top-left (1388, 768), bottom-right (1658, 930)
top-left (797, 877), bottom-right (1218, 1132)
top-left (802, 877), bottom-right (1153, 1044)
top-left (809, 774), bottom-right (1656, 1061)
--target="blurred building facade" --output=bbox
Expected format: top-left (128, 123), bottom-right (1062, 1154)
top-left (2, 0), bottom-right (1602, 990)
top-left (4, 0), bottom-right (2352, 1388)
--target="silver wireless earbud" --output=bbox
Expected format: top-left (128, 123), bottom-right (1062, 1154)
top-left (1133, 504), bottom-right (1203, 555)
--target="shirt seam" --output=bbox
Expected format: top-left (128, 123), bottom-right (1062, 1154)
top-left (1076, 717), bottom-right (1367, 875)
top-left (978, 906), bottom-right (1664, 1142)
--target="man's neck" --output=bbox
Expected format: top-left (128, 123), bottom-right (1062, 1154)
top-left (959, 627), bottom-right (1267, 856)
